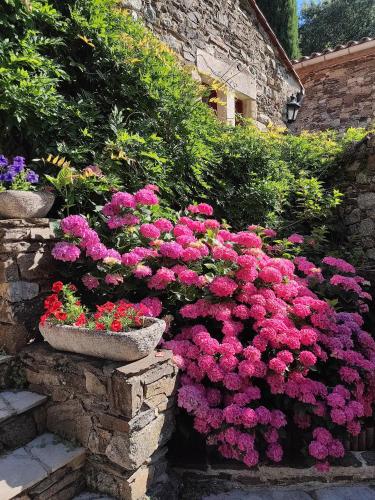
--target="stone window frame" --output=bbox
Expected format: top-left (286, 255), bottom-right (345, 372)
top-left (194, 49), bottom-right (258, 126)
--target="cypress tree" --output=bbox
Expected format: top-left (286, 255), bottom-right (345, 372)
top-left (256, 0), bottom-right (301, 59)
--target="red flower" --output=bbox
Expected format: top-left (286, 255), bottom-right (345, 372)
top-left (52, 281), bottom-right (64, 293)
top-left (44, 295), bottom-right (62, 313)
top-left (54, 310), bottom-right (67, 321)
top-left (95, 322), bottom-right (105, 330)
top-left (110, 320), bottom-right (122, 332)
top-left (97, 302), bottom-right (115, 313)
top-left (40, 313), bottom-right (50, 325)
top-left (69, 284), bottom-right (78, 291)
top-left (74, 313), bottom-right (87, 327)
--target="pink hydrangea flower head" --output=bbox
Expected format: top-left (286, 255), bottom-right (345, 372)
top-left (259, 266), bottom-right (283, 284)
top-left (140, 297), bottom-right (162, 317)
top-left (121, 252), bottom-right (142, 266)
top-left (160, 242), bottom-right (183, 259)
top-left (322, 256), bottom-right (356, 274)
top-left (105, 273), bottom-right (123, 286)
top-left (86, 242), bottom-right (108, 261)
top-left (52, 242), bottom-right (80, 262)
top-left (154, 218), bottom-right (173, 233)
top-left (288, 233), bottom-right (304, 244)
top-left (264, 228), bottom-right (277, 238)
top-left (82, 273), bottom-right (99, 290)
top-left (210, 276), bottom-right (238, 297)
top-left (188, 203), bottom-right (214, 216)
top-left (299, 350), bottom-right (317, 368)
top-left (234, 232), bottom-right (262, 248)
top-left (134, 188), bottom-right (159, 205)
top-left (133, 264), bottom-right (152, 278)
top-left (110, 191), bottom-right (136, 209)
top-left (140, 223), bottom-right (160, 239)
top-left (60, 215), bottom-right (89, 237)
top-left (181, 247), bottom-right (201, 262)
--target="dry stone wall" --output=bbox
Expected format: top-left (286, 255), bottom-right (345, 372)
top-left (0, 219), bottom-right (56, 353)
top-left (339, 134), bottom-right (375, 281)
top-left (21, 344), bottom-right (179, 500)
top-left (122, 0), bottom-right (301, 127)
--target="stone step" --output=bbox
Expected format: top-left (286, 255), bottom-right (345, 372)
top-left (0, 432), bottom-right (86, 499)
top-left (0, 390), bottom-right (47, 452)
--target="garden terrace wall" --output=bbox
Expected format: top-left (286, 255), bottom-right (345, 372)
top-left (173, 446), bottom-right (375, 499)
top-left (122, 0), bottom-right (302, 127)
top-left (20, 343), bottom-right (179, 500)
top-left (339, 134), bottom-right (375, 282)
top-left (0, 218), bottom-right (56, 353)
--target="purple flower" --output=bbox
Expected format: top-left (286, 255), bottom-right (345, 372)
top-left (26, 170), bottom-right (39, 184)
top-left (12, 156), bottom-right (25, 166)
top-left (3, 171), bottom-right (15, 182)
top-left (9, 164), bottom-right (24, 174)
top-left (52, 242), bottom-right (81, 262)
top-left (0, 155), bottom-right (8, 167)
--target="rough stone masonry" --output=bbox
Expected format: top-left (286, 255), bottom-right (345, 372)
top-left (122, 0), bottom-right (301, 127)
top-left (21, 344), bottom-right (179, 500)
top-left (339, 134), bottom-right (375, 282)
top-left (0, 218), bottom-right (56, 353)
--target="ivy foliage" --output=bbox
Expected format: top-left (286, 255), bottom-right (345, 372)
top-left (0, 0), bottom-right (371, 236)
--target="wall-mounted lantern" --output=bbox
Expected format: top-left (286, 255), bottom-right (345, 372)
top-left (287, 93), bottom-right (303, 123)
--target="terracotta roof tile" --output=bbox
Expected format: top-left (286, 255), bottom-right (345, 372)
top-left (292, 37), bottom-right (375, 64)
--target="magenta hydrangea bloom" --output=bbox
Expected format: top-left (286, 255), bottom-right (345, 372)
top-left (52, 242), bottom-right (80, 262)
top-left (134, 188), bottom-right (158, 205)
top-left (52, 185), bottom-right (375, 471)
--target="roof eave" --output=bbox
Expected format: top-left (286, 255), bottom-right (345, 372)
top-left (248, 0), bottom-right (304, 91)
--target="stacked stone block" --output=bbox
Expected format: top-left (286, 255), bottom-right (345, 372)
top-left (0, 218), bottom-right (56, 353)
top-left (21, 343), bottom-right (179, 500)
top-left (339, 134), bottom-right (375, 282)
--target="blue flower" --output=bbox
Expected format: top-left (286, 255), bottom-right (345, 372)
top-left (9, 163), bottom-right (24, 174)
top-left (12, 156), bottom-right (25, 166)
top-left (26, 170), bottom-right (39, 184)
top-left (3, 171), bottom-right (15, 182)
top-left (0, 155), bottom-right (8, 168)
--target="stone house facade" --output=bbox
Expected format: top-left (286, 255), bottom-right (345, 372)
top-left (121, 0), bottom-right (303, 128)
top-left (292, 37), bottom-right (375, 133)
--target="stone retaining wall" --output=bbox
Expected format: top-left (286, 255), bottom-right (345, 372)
top-left (21, 343), bottom-right (179, 500)
top-left (175, 451), bottom-right (375, 499)
top-left (0, 219), bottom-right (56, 353)
top-left (339, 134), bottom-right (375, 282)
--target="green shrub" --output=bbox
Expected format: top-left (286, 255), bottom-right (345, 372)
top-left (0, 0), bottom-right (371, 237)
top-left (206, 124), bottom-right (367, 233)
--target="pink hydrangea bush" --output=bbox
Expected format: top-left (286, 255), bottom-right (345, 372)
top-left (52, 186), bottom-right (375, 470)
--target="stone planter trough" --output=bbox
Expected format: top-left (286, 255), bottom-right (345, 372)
top-left (0, 190), bottom-right (55, 219)
top-left (39, 317), bottom-right (166, 362)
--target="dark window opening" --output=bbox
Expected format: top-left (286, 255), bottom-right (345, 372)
top-left (202, 85), bottom-right (218, 113)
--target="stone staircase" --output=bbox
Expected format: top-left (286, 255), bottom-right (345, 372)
top-left (0, 355), bottom-right (87, 499)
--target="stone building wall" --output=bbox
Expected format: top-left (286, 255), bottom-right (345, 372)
top-left (0, 218), bottom-right (56, 353)
top-left (292, 42), bottom-right (375, 133)
top-left (122, 0), bottom-right (302, 127)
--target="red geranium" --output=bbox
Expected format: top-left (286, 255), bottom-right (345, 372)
top-left (110, 320), bottom-right (122, 332)
top-left (52, 281), bottom-right (64, 293)
top-left (74, 313), bottom-right (87, 327)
